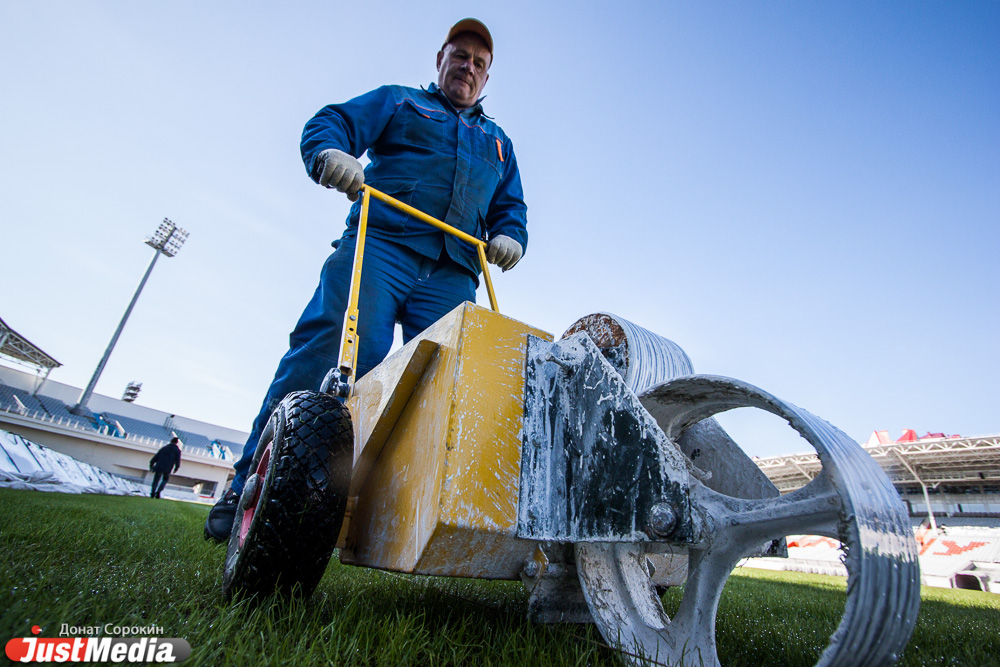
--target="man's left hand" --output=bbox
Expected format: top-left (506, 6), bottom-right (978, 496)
top-left (486, 235), bottom-right (522, 271)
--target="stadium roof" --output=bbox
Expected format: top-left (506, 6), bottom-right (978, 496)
top-left (755, 433), bottom-right (1000, 493)
top-left (0, 317), bottom-right (61, 371)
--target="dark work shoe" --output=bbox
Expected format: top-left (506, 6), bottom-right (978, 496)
top-left (203, 489), bottom-right (240, 542)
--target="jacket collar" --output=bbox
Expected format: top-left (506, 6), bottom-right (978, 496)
top-left (425, 82), bottom-right (488, 117)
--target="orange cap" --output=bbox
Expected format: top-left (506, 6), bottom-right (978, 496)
top-left (445, 18), bottom-right (493, 55)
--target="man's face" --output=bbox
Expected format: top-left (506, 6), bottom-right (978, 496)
top-left (436, 32), bottom-right (491, 110)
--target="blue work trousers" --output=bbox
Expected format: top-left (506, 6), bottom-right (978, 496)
top-left (231, 235), bottom-right (476, 493)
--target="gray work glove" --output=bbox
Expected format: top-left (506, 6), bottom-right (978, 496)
top-left (316, 148), bottom-right (364, 201)
top-left (486, 235), bottom-right (522, 271)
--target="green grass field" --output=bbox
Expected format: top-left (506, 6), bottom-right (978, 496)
top-left (1, 489), bottom-right (998, 666)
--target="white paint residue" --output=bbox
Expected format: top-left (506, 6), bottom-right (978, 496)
top-left (857, 523), bottom-right (919, 559)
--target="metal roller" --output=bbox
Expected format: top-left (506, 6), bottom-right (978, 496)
top-left (563, 313), bottom-right (694, 393)
top-left (555, 314), bottom-right (920, 666)
top-left (564, 313), bottom-right (780, 503)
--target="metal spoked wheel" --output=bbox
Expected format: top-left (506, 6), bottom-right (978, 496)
top-left (575, 375), bottom-right (921, 667)
top-left (222, 390), bottom-right (353, 599)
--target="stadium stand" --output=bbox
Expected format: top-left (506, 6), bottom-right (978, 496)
top-left (1, 369), bottom-right (247, 503)
top-left (35, 395), bottom-right (94, 429)
top-left (755, 430), bottom-right (1000, 517)
top-left (0, 381), bottom-right (94, 430)
top-left (0, 393), bottom-right (241, 463)
top-left (749, 519), bottom-right (1000, 593)
top-left (101, 412), bottom-right (173, 441)
top-left (0, 317), bottom-right (246, 502)
top-left (172, 430), bottom-right (214, 454)
top-left (213, 440), bottom-right (241, 460)
top-left (0, 383), bottom-right (47, 415)
top-left (1, 427), bottom-right (144, 495)
top-left (752, 428), bottom-right (1000, 592)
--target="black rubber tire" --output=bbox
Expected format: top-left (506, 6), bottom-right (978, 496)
top-left (222, 390), bottom-right (353, 599)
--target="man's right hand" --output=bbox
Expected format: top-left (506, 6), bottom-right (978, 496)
top-left (316, 149), bottom-right (365, 201)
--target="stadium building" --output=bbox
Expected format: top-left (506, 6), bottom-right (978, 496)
top-left (0, 317), bottom-right (245, 502)
top-left (753, 430), bottom-right (1000, 593)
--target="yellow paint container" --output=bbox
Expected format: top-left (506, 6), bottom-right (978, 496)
top-left (342, 302), bottom-right (552, 579)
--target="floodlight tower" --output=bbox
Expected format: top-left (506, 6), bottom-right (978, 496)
top-left (71, 219), bottom-right (189, 415)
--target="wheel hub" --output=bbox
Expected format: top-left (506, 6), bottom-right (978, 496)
top-left (237, 440), bottom-right (272, 549)
top-left (240, 474), bottom-right (260, 511)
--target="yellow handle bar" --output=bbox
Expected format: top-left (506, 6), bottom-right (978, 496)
top-left (337, 185), bottom-right (499, 386)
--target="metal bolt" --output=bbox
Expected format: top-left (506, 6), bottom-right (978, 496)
top-left (544, 351), bottom-right (577, 374)
top-left (647, 502), bottom-right (678, 539)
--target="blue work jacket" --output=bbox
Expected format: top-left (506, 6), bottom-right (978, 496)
top-left (301, 83), bottom-right (528, 278)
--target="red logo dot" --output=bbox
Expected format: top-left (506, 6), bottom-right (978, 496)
top-left (31, 626), bottom-right (42, 635)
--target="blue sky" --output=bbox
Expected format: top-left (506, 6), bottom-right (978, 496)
top-left (1, 1), bottom-right (997, 457)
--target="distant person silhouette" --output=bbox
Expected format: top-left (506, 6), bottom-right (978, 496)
top-left (149, 437), bottom-right (181, 499)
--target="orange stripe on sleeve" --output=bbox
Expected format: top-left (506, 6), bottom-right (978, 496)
top-left (495, 138), bottom-right (504, 162)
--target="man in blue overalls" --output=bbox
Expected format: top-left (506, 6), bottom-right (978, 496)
top-left (205, 18), bottom-right (528, 541)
